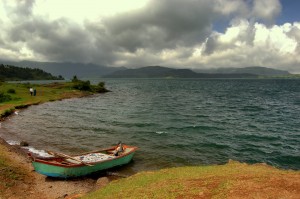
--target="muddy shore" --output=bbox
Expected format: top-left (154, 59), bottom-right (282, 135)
top-left (0, 86), bottom-right (114, 199)
top-left (0, 134), bottom-right (119, 199)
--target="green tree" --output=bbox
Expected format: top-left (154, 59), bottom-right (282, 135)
top-left (98, 82), bottom-right (105, 87)
top-left (72, 75), bottom-right (79, 82)
top-left (0, 64), bottom-right (63, 80)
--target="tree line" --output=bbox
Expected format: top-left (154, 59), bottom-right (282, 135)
top-left (0, 64), bottom-right (64, 81)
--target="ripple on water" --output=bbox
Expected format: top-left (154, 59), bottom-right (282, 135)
top-left (1, 79), bottom-right (300, 171)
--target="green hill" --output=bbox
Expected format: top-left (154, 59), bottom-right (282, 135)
top-left (0, 64), bottom-right (64, 81)
top-left (195, 66), bottom-right (290, 76)
top-left (0, 60), bottom-right (126, 79)
top-left (104, 66), bottom-right (257, 78)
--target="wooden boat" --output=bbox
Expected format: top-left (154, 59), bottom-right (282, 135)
top-left (28, 144), bottom-right (138, 178)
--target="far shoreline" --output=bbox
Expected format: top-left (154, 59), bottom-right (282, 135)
top-left (0, 80), bottom-right (110, 156)
top-left (0, 79), bottom-right (109, 120)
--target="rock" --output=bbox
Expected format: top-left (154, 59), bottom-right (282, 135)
top-left (20, 141), bottom-right (29, 146)
top-left (65, 193), bottom-right (84, 199)
top-left (95, 177), bottom-right (109, 188)
top-left (57, 194), bottom-right (69, 199)
top-left (106, 171), bottom-right (129, 178)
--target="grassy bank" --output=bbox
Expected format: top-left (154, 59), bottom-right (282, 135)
top-left (85, 161), bottom-right (300, 199)
top-left (0, 80), bottom-right (108, 119)
top-left (0, 143), bottom-right (25, 189)
top-left (0, 138), bottom-right (34, 198)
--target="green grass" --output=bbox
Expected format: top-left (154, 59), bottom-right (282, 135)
top-left (0, 82), bottom-right (96, 118)
top-left (84, 161), bottom-right (300, 199)
top-left (0, 144), bottom-right (26, 190)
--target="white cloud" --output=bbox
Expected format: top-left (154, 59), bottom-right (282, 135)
top-left (190, 20), bottom-right (300, 73)
top-left (219, 20), bottom-right (251, 43)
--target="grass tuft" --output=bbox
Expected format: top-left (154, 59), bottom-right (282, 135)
top-left (0, 144), bottom-right (27, 190)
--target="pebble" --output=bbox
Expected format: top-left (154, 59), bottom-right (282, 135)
top-left (95, 177), bottom-right (109, 188)
top-left (20, 141), bottom-right (29, 146)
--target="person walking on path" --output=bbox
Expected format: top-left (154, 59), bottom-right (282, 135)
top-left (29, 88), bottom-right (33, 96)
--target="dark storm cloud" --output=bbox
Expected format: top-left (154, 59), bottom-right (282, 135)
top-left (7, 14), bottom-right (116, 64)
top-left (8, 18), bottom-right (93, 62)
top-left (203, 36), bottom-right (217, 55)
top-left (5, 0), bottom-right (221, 65)
top-left (102, 0), bottom-right (215, 52)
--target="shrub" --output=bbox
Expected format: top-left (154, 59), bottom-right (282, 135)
top-left (72, 75), bottom-right (79, 82)
top-left (71, 78), bottom-right (108, 93)
top-left (93, 81), bottom-right (108, 93)
top-left (94, 86), bottom-right (108, 93)
top-left (0, 92), bottom-right (12, 103)
top-left (7, 89), bottom-right (16, 94)
top-left (72, 80), bottom-right (91, 91)
top-left (98, 82), bottom-right (105, 87)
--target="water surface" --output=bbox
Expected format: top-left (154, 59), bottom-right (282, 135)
top-left (1, 79), bottom-right (299, 173)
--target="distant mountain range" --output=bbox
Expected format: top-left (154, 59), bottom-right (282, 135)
top-left (104, 66), bottom-right (289, 78)
top-left (0, 60), bottom-right (291, 79)
top-left (0, 60), bottom-right (125, 79)
top-left (194, 66), bottom-right (290, 76)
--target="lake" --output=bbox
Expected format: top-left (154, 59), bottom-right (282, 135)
top-left (1, 78), bottom-right (299, 173)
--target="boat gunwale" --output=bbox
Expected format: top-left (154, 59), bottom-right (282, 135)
top-left (31, 145), bottom-right (138, 168)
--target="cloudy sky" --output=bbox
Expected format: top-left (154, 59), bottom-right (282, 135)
top-left (0, 0), bottom-right (299, 73)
